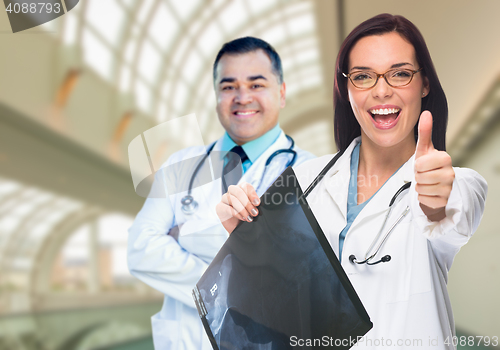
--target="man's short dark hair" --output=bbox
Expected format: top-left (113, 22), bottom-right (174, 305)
top-left (213, 36), bottom-right (283, 84)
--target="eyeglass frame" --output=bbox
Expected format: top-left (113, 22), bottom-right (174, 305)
top-left (342, 67), bottom-right (423, 89)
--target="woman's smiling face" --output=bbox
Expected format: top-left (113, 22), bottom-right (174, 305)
top-left (347, 32), bottom-right (429, 151)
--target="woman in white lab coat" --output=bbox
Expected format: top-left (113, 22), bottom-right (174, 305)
top-left (217, 14), bottom-right (487, 349)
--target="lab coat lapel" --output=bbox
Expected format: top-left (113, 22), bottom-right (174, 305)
top-left (202, 137), bottom-right (227, 204)
top-left (324, 159), bottom-right (350, 220)
top-left (323, 139), bottom-right (360, 220)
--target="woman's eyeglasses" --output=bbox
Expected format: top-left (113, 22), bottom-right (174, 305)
top-left (343, 68), bottom-right (423, 89)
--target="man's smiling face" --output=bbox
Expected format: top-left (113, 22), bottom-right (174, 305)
top-left (214, 49), bottom-right (286, 145)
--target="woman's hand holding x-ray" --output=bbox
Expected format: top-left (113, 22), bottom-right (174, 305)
top-left (216, 182), bottom-right (260, 234)
top-left (414, 111), bottom-right (455, 221)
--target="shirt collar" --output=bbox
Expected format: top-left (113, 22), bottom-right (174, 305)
top-left (220, 123), bottom-right (282, 164)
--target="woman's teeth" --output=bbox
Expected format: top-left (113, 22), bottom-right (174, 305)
top-left (370, 108), bottom-right (400, 115)
top-left (368, 108), bottom-right (400, 128)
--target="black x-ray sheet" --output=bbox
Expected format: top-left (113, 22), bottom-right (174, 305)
top-left (193, 167), bottom-right (372, 350)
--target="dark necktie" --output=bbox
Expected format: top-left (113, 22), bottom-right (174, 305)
top-left (222, 146), bottom-right (248, 194)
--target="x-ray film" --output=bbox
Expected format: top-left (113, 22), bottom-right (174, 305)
top-left (193, 167), bottom-right (373, 350)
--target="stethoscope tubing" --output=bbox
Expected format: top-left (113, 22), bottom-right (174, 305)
top-left (186, 142), bottom-right (217, 197)
top-left (352, 205), bottom-right (410, 265)
top-left (350, 183), bottom-right (411, 265)
top-left (302, 150), bottom-right (412, 266)
top-left (360, 182), bottom-right (411, 261)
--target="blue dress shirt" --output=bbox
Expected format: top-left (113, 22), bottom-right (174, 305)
top-left (220, 123), bottom-right (282, 173)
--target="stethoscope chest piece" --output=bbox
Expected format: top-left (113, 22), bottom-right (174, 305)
top-left (181, 195), bottom-right (198, 215)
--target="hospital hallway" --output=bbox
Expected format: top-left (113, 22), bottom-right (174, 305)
top-left (0, 0), bottom-right (499, 349)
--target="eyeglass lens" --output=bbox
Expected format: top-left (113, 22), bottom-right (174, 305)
top-left (350, 69), bottom-right (414, 88)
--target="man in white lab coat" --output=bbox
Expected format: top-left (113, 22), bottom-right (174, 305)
top-left (127, 37), bottom-right (315, 349)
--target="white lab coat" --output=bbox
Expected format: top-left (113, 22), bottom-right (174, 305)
top-left (294, 137), bottom-right (487, 350)
top-left (128, 131), bottom-right (315, 350)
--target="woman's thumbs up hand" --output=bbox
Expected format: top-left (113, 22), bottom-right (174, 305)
top-left (415, 111), bottom-right (435, 158)
top-left (414, 111), bottom-right (455, 221)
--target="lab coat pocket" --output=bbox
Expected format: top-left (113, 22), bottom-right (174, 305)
top-left (384, 221), bottom-right (432, 303)
top-left (151, 313), bottom-right (179, 350)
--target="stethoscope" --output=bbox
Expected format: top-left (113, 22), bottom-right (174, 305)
top-left (301, 149), bottom-right (412, 266)
top-left (348, 182), bottom-right (411, 265)
top-left (181, 135), bottom-right (297, 215)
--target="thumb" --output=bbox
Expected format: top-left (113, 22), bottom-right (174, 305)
top-left (416, 110), bottom-right (434, 159)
